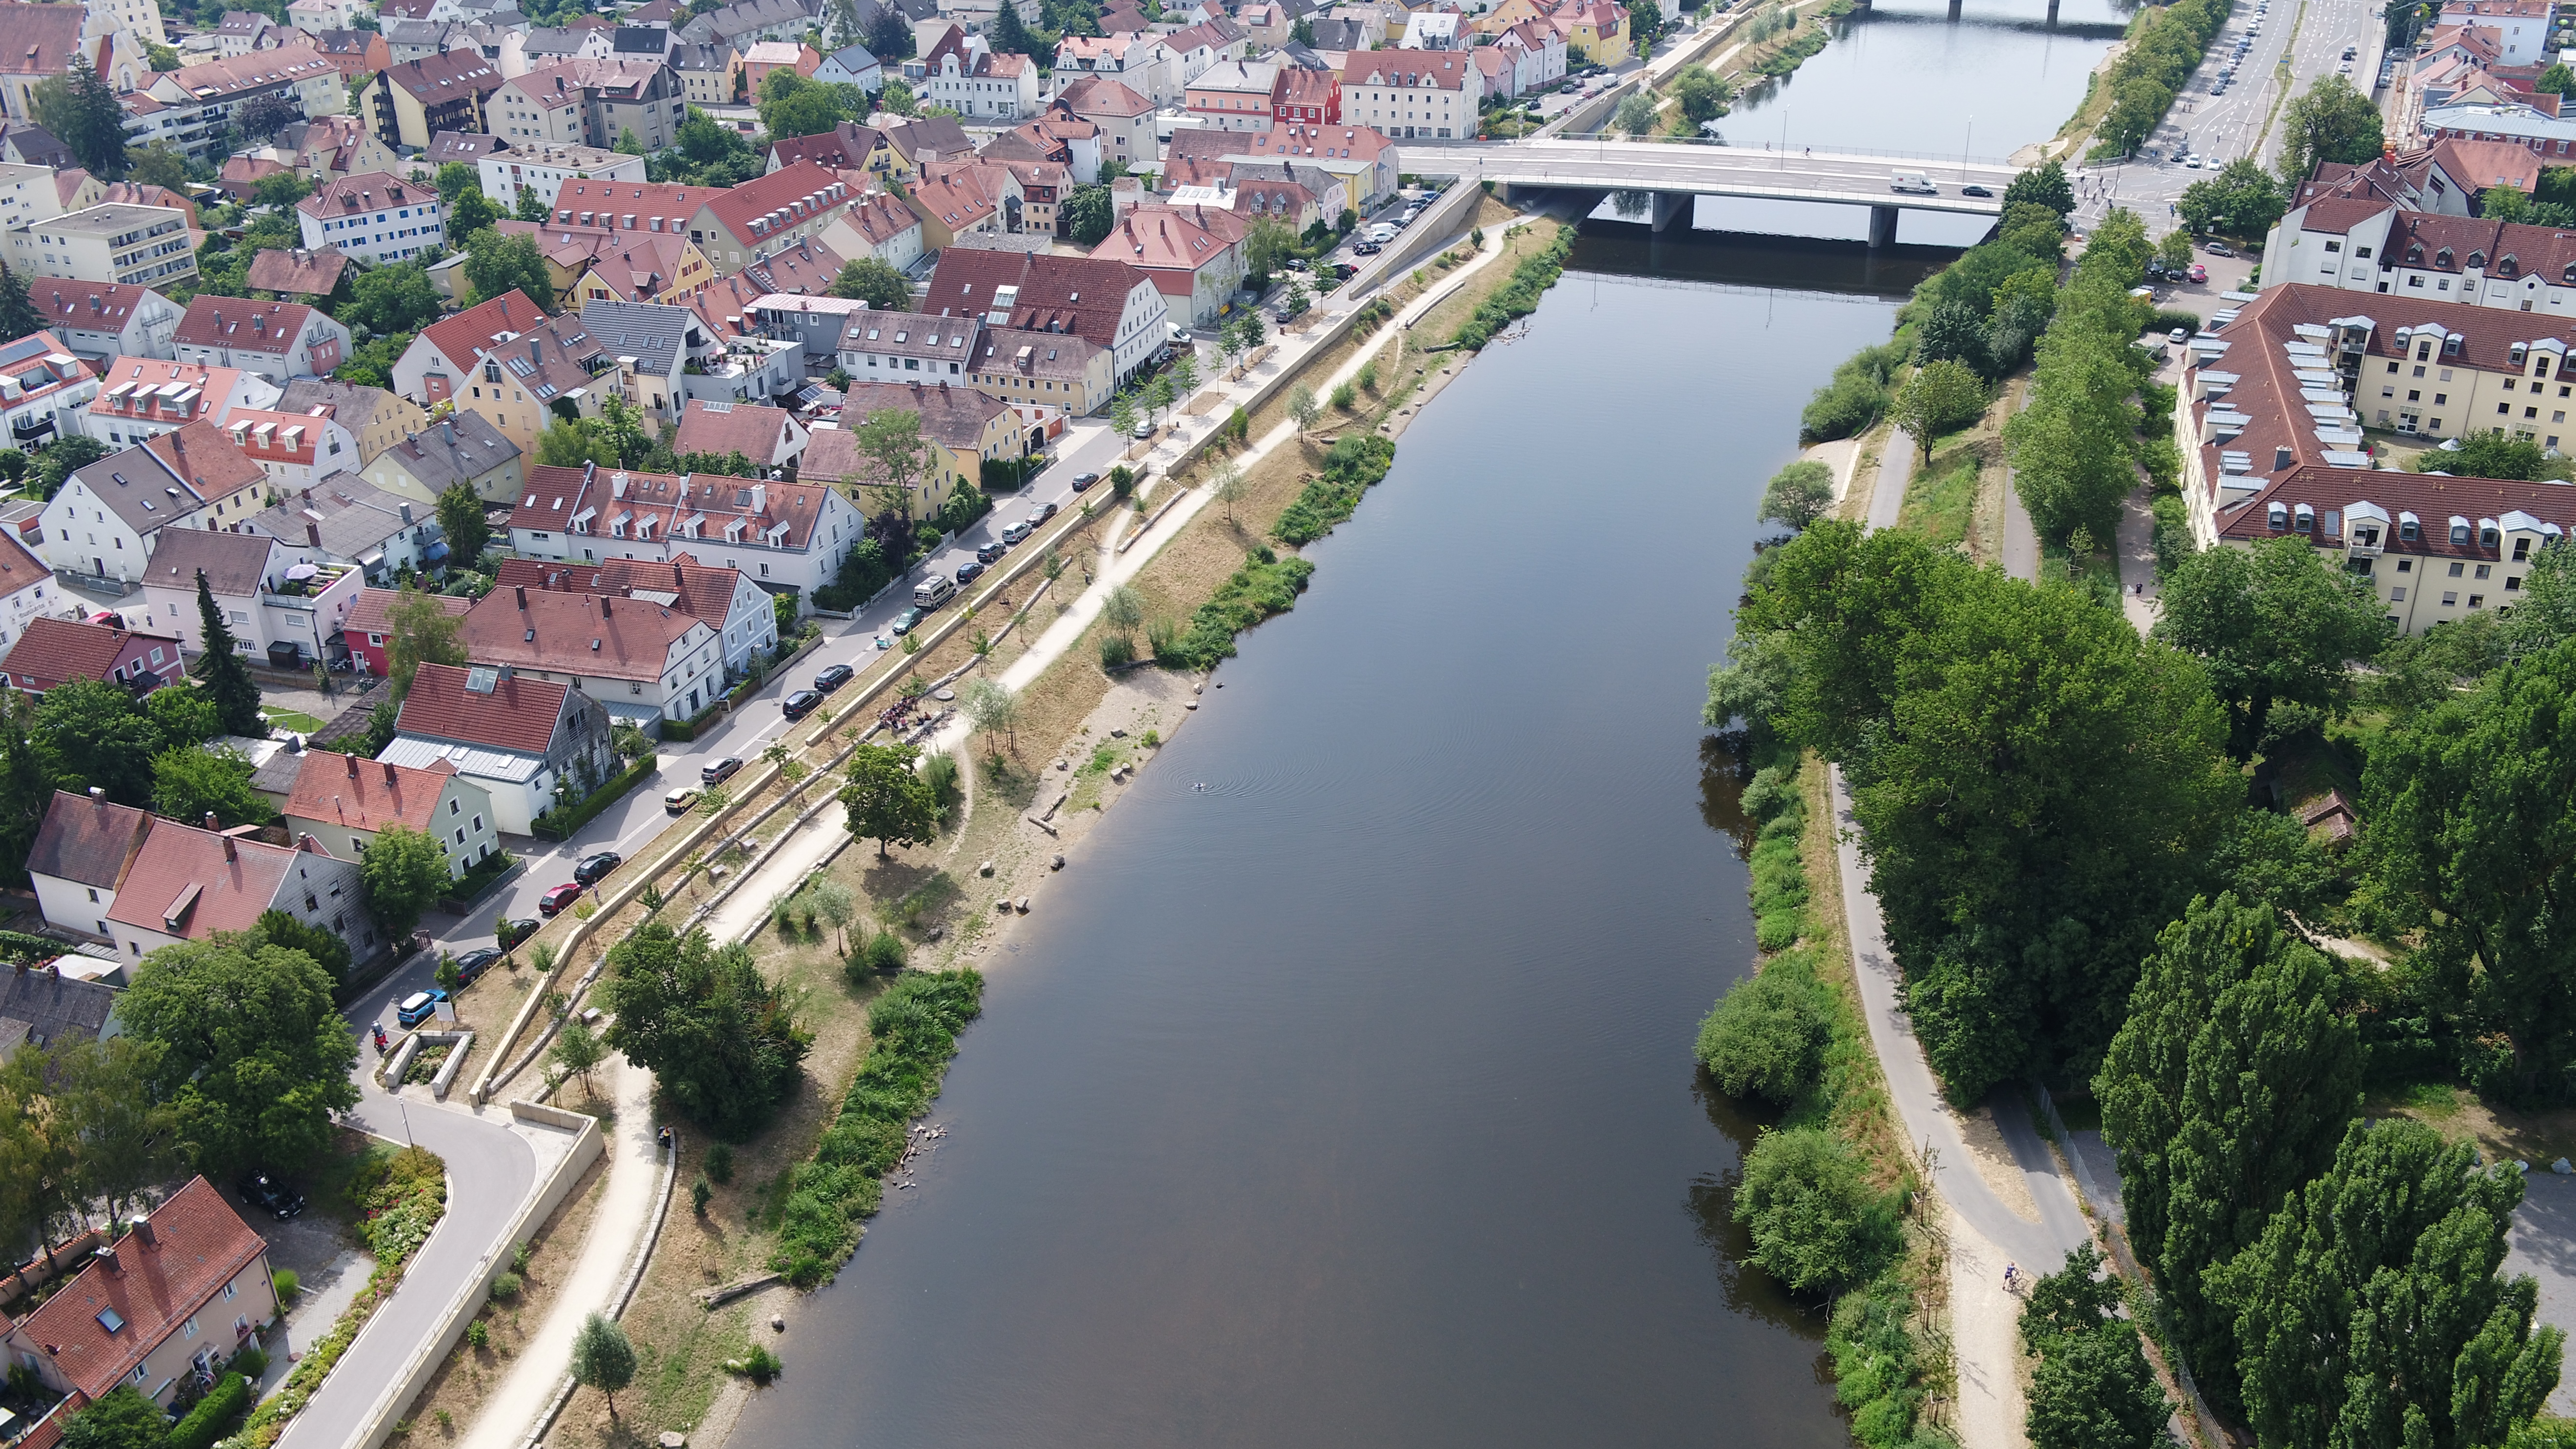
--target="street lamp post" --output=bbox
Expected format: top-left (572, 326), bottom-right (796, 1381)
top-left (1962, 114), bottom-right (1973, 181)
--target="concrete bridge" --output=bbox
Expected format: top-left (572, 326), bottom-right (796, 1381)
top-left (1402, 138), bottom-right (2016, 246)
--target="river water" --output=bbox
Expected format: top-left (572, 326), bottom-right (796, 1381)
top-left (736, 12), bottom-right (2108, 1446)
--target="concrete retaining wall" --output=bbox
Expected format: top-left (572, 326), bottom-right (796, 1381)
top-left (338, 1111), bottom-right (604, 1449)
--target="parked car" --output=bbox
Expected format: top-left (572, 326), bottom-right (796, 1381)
top-left (976, 541), bottom-right (1007, 564)
top-left (498, 917), bottom-right (539, 949)
top-left (2205, 240), bottom-right (2235, 257)
top-left (815, 663), bottom-right (855, 692)
top-left (397, 988), bottom-right (450, 1027)
top-left (1001, 520), bottom-right (1034, 545)
top-left (1029, 501), bottom-right (1059, 525)
top-left (450, 947), bottom-right (503, 986)
top-left (537, 883), bottom-right (584, 917)
top-left (2188, 262), bottom-right (2208, 282)
top-left (1070, 471), bottom-right (1101, 492)
top-left (663, 786), bottom-right (701, 814)
top-left (890, 607), bottom-right (923, 636)
top-left (1353, 241), bottom-right (1383, 256)
top-left (238, 1173), bottom-right (305, 1220)
top-left (702, 756), bottom-right (744, 785)
top-left (956, 560), bottom-right (987, 586)
top-left (575, 851), bottom-right (623, 886)
top-left (783, 688), bottom-right (825, 720)
top-left (2169, 326), bottom-right (2191, 343)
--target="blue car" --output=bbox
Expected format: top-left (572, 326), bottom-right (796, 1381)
top-left (397, 988), bottom-right (449, 1029)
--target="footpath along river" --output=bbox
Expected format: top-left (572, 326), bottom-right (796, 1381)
top-left (738, 6), bottom-right (2127, 1440)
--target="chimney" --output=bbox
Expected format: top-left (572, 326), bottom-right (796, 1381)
top-left (382, 761), bottom-right (397, 785)
top-left (98, 1245), bottom-right (120, 1276)
top-left (222, 836), bottom-right (236, 862)
top-left (442, 419), bottom-right (455, 446)
top-left (2274, 446), bottom-right (2294, 471)
top-left (399, 502), bottom-right (414, 525)
top-left (132, 1216), bottom-right (155, 1248)
top-left (600, 595), bottom-right (611, 616)
top-left (88, 785), bottom-right (103, 802)
top-left (307, 521), bottom-right (322, 547)
top-left (515, 584), bottom-right (528, 609)
top-left (203, 812), bottom-right (218, 829)
top-left (345, 752), bottom-right (359, 778)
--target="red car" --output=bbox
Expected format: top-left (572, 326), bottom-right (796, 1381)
top-left (537, 882), bottom-right (585, 917)
top-left (2187, 262), bottom-right (2209, 283)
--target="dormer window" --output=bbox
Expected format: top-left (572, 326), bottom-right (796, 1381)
top-left (2400, 511), bottom-right (2422, 541)
top-left (2294, 503), bottom-right (2315, 533)
top-left (2451, 516), bottom-right (2473, 545)
top-left (2445, 335), bottom-right (2464, 357)
top-left (2437, 248), bottom-right (2455, 267)
top-left (2501, 255), bottom-right (2521, 278)
top-left (2470, 251), bottom-right (2488, 269)
top-left (2411, 244), bottom-right (2428, 263)
top-left (2481, 519), bottom-right (2500, 549)
top-left (2269, 502), bottom-right (2289, 530)
top-left (2514, 343), bottom-right (2529, 366)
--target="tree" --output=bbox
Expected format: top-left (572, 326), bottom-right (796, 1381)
top-left (236, 90), bottom-right (302, 146)
top-left (36, 677), bottom-right (161, 805)
top-left (989, 0), bottom-right (1038, 54)
top-left (1169, 350), bottom-right (1199, 398)
top-left (852, 407), bottom-right (927, 518)
top-left (360, 822), bottom-right (450, 941)
top-left (867, 6), bottom-right (914, 60)
top-left (2216, 1118), bottom-right (2561, 1449)
top-left (1144, 372), bottom-right (1174, 421)
top-left (1103, 584), bottom-right (1144, 636)
top-left (2026, 1319), bottom-right (2168, 1449)
top-left (2540, 61), bottom-right (2576, 99)
top-left (2003, 160), bottom-right (2076, 219)
top-left (2277, 75), bottom-right (2384, 186)
top-left (150, 745), bottom-right (270, 828)
top-left (551, 1018), bottom-right (606, 1099)
top-left (0, 262), bottom-right (35, 344)
top-left (1625, 0), bottom-right (1663, 55)
top-left (1731, 1126), bottom-right (1901, 1295)
top-left (383, 584), bottom-right (466, 701)
top-left (1890, 359), bottom-right (1987, 462)
top-left (1109, 390), bottom-right (1139, 438)
top-left (1996, 201), bottom-right (2068, 262)
top-left (761, 74), bottom-right (846, 138)
top-left (0, 1045), bottom-right (64, 1269)
top-left (878, 76), bottom-right (918, 115)
top-left (840, 741), bottom-right (939, 858)
top-left (1243, 217), bottom-right (1298, 285)
top-left (32, 58), bottom-right (128, 177)
top-left (1914, 299), bottom-right (1991, 373)
top-left (1694, 967), bottom-right (1831, 1104)
top-left (1672, 65), bottom-right (1732, 124)
top-left (2154, 228), bottom-right (2194, 272)
top-left (1061, 183), bottom-right (1114, 245)
top-left (2179, 158), bottom-right (2287, 238)
top-left (124, 142), bottom-right (189, 189)
top-left (2005, 302), bottom-right (2141, 546)
top-left (0, 692), bottom-right (55, 887)
top-left (255, 908), bottom-right (351, 990)
top-left (1614, 89), bottom-right (1658, 138)
top-left (250, 170), bottom-right (313, 213)
top-left (2366, 636), bottom-right (2576, 1105)
top-left (51, 1036), bottom-right (176, 1228)
top-left (961, 676), bottom-right (1018, 752)
top-left (344, 260), bottom-right (442, 335)
top-left (808, 877), bottom-right (858, 954)
top-left (59, 1387), bottom-right (169, 1449)
top-left (828, 256), bottom-right (911, 309)
top-left (1756, 459), bottom-right (1835, 532)
top-left (516, 187), bottom-right (551, 222)
top-left (437, 481), bottom-right (491, 567)
top-left (598, 923), bottom-right (810, 1139)
top-left (2153, 537), bottom-right (2389, 759)
top-left (1208, 458), bottom-right (1247, 523)
top-left (2423, 429), bottom-right (2559, 482)
top-left (534, 418), bottom-right (617, 469)
top-left (459, 227), bottom-right (554, 311)
top-left (1287, 382), bottom-right (1321, 434)
top-left (2092, 894), bottom-right (2361, 1404)
top-left (178, 571), bottom-right (264, 740)
top-left (569, 1314), bottom-right (638, 1416)
top-left (116, 937), bottom-right (360, 1174)
top-left (31, 434), bottom-right (107, 500)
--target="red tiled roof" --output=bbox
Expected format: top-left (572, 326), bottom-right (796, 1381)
top-left (673, 400), bottom-right (796, 461)
top-left (244, 248), bottom-right (350, 297)
top-left (396, 660), bottom-right (573, 756)
top-left (10, 1179), bottom-right (268, 1401)
top-left (917, 251), bottom-right (1153, 354)
top-left (698, 161), bottom-right (854, 244)
top-left (342, 586), bottom-right (470, 644)
top-left (0, 618), bottom-right (176, 693)
top-left (296, 170), bottom-right (430, 221)
top-left (160, 42), bottom-right (338, 101)
top-left (27, 789), bottom-right (150, 890)
top-left (149, 419), bottom-right (268, 497)
top-left (376, 48), bottom-right (503, 104)
top-left (1055, 74), bottom-right (1152, 117)
top-left (415, 290), bottom-right (559, 374)
top-left (174, 296), bottom-right (316, 353)
top-left (459, 584), bottom-right (705, 682)
top-left (284, 750), bottom-right (458, 833)
top-left (32, 282), bottom-right (165, 334)
top-left (493, 554), bottom-right (745, 624)
top-left (765, 121), bottom-right (885, 171)
top-left (104, 818), bottom-right (338, 941)
top-left (514, 463), bottom-right (837, 556)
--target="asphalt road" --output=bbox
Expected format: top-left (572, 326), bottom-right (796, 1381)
top-left (1398, 137), bottom-right (2019, 213)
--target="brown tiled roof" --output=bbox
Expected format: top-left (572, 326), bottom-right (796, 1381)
top-left (142, 526), bottom-right (274, 599)
top-left (699, 161), bottom-right (853, 244)
top-left (494, 555), bottom-right (745, 623)
top-left (515, 463), bottom-right (836, 554)
top-left (917, 251), bottom-right (1152, 354)
top-left (11, 1179), bottom-right (269, 1401)
top-left (765, 121), bottom-right (884, 171)
top-left (28, 789), bottom-right (149, 890)
top-left (839, 379), bottom-right (1006, 453)
top-left (377, 48), bottom-right (503, 104)
top-left (174, 296), bottom-right (317, 353)
top-left (396, 660), bottom-right (571, 756)
top-left (285, 750), bottom-right (458, 833)
top-left (0, 5), bottom-right (89, 79)
top-left (1055, 74), bottom-right (1152, 118)
top-left (459, 584), bottom-right (704, 682)
top-left (161, 42), bottom-right (340, 101)
top-left (296, 170), bottom-right (431, 222)
top-left (103, 818), bottom-right (336, 942)
top-left (674, 400), bottom-right (796, 460)
top-left (244, 248), bottom-right (351, 297)
top-left (31, 282), bottom-right (164, 335)
top-left (0, 618), bottom-right (175, 693)
top-left (342, 586), bottom-right (470, 644)
top-left (149, 419), bottom-right (268, 498)
top-left (740, 233), bottom-right (844, 296)
top-left (0, 524), bottom-right (44, 603)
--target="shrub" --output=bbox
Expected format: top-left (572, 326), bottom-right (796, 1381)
top-left (1150, 549), bottom-right (1316, 671)
top-left (863, 929), bottom-right (908, 973)
top-left (705, 1141), bottom-right (734, 1184)
top-left (1451, 227), bottom-right (1572, 349)
top-left (1827, 1276), bottom-right (1944, 1449)
top-left (1357, 360), bottom-right (1379, 392)
top-left (1330, 382), bottom-right (1356, 411)
top-left (692, 1175), bottom-right (713, 1214)
top-left (724, 1343), bottom-right (782, 1384)
top-left (1697, 967), bottom-right (1834, 1104)
top-left (1732, 1125), bottom-right (1902, 1295)
top-left (465, 1320), bottom-right (489, 1351)
top-left (488, 1271), bottom-right (523, 1302)
top-left (165, 1371), bottom-right (251, 1449)
top-left (1099, 631), bottom-right (1135, 669)
top-left (1274, 433), bottom-right (1394, 545)
top-left (227, 1347), bottom-right (265, 1382)
top-left (272, 1268), bottom-right (300, 1301)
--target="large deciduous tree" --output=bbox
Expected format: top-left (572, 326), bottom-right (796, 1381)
top-left (598, 923), bottom-right (810, 1140)
top-left (383, 584), bottom-right (466, 700)
top-left (2277, 75), bottom-right (2385, 187)
top-left (459, 228), bottom-right (555, 311)
top-left (1890, 358), bottom-right (1988, 461)
top-left (116, 938), bottom-right (360, 1174)
top-left (840, 741), bottom-right (938, 859)
top-left (2153, 536), bottom-right (2391, 758)
top-left (360, 822), bottom-right (450, 941)
top-left (828, 256), bottom-right (912, 310)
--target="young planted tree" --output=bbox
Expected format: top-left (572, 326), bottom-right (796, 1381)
top-left (569, 1314), bottom-right (638, 1416)
top-left (551, 1018), bottom-right (606, 1099)
top-left (1890, 359), bottom-right (1988, 462)
top-left (1208, 459), bottom-right (1248, 524)
top-left (807, 877), bottom-right (858, 954)
top-left (961, 677), bottom-right (1019, 753)
top-left (1286, 383), bottom-right (1321, 435)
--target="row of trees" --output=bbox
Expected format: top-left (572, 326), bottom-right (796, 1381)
top-left (2002, 204), bottom-right (2160, 548)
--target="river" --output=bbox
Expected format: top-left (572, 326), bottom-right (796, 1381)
top-left (735, 10), bottom-right (2109, 1445)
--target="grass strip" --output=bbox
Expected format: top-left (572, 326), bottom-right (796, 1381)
top-left (770, 969), bottom-right (985, 1287)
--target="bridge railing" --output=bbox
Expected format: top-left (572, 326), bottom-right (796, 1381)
top-left (1510, 135), bottom-right (2022, 167)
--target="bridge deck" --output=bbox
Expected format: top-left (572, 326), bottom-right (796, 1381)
top-left (1398, 140), bottom-right (2016, 215)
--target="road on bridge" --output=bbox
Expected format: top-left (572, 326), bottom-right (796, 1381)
top-left (1397, 138), bottom-right (2019, 216)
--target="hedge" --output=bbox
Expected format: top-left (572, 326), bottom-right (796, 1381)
top-left (530, 754), bottom-right (657, 840)
top-left (168, 1372), bottom-right (250, 1449)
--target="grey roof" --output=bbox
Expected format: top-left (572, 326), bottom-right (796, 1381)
top-left (376, 410), bottom-right (521, 492)
top-left (248, 739), bottom-right (307, 799)
top-left (426, 130), bottom-right (508, 163)
top-left (677, 0), bottom-right (819, 44)
top-left (279, 376), bottom-right (406, 423)
top-left (840, 309), bottom-right (980, 366)
top-left (671, 40), bottom-right (734, 70)
top-left (822, 40), bottom-right (877, 71)
top-left (381, 17), bottom-right (451, 44)
top-left (581, 299), bottom-right (703, 376)
top-left (244, 473), bottom-right (430, 564)
top-left (378, 733), bottom-right (545, 781)
top-left (1305, 17), bottom-right (1364, 48)
top-left (66, 440), bottom-right (212, 539)
top-left (142, 525), bottom-right (275, 599)
top-left (0, 963), bottom-right (118, 1056)
top-left (612, 24), bottom-right (669, 53)
top-left (522, 24), bottom-right (602, 53)
top-left (1276, 40), bottom-right (1332, 69)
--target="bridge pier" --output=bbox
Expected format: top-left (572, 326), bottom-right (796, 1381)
top-left (1868, 204), bottom-right (1899, 249)
top-left (2046, 0), bottom-right (2058, 21)
top-left (1649, 191), bottom-right (1693, 232)
top-left (1947, 0), bottom-right (1961, 18)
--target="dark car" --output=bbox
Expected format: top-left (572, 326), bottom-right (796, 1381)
top-left (397, 987), bottom-right (450, 1027)
top-left (702, 755), bottom-right (744, 785)
top-left (783, 688), bottom-right (824, 720)
top-left (1961, 184), bottom-right (1993, 197)
top-left (976, 541), bottom-right (1007, 564)
top-left (1353, 241), bottom-right (1383, 256)
top-left (238, 1173), bottom-right (305, 1220)
top-left (890, 607), bottom-right (923, 636)
top-left (498, 917), bottom-right (539, 949)
top-left (955, 560), bottom-right (987, 585)
top-left (451, 947), bottom-right (503, 986)
top-left (575, 850), bottom-right (623, 886)
top-left (1070, 471), bottom-right (1101, 492)
top-left (814, 663), bottom-right (855, 693)
top-left (1029, 501), bottom-right (1058, 524)
top-left (537, 883), bottom-right (584, 917)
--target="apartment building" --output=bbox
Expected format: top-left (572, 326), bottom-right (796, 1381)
top-left (37, 421), bottom-right (272, 581)
top-left (84, 362), bottom-right (282, 449)
top-left (220, 405), bottom-right (358, 493)
top-left (0, 331), bottom-right (101, 451)
top-left (129, 45), bottom-right (346, 162)
top-left (506, 461), bottom-right (869, 597)
top-left (172, 298), bottom-right (351, 382)
top-left (16, 204), bottom-right (199, 290)
top-left (918, 250), bottom-right (1172, 381)
top-left (294, 173), bottom-right (447, 265)
top-left (1339, 48), bottom-right (1475, 140)
top-left (279, 377), bottom-right (429, 466)
top-left (362, 49), bottom-right (507, 148)
top-left (542, 162), bottom-right (863, 274)
top-left (477, 142), bottom-right (648, 211)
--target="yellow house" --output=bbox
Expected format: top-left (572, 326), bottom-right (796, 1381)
top-left (279, 377), bottom-right (428, 466)
top-left (1560, 1), bottom-right (1628, 64)
top-left (1474, 0), bottom-right (1548, 35)
top-left (805, 380), bottom-right (1025, 519)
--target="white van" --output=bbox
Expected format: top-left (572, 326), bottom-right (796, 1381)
top-left (1889, 171), bottom-right (1938, 195)
top-left (912, 575), bottom-right (956, 608)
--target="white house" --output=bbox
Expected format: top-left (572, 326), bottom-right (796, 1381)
top-left (28, 283), bottom-right (182, 365)
top-left (507, 462), bottom-right (870, 597)
top-left (0, 527), bottom-right (69, 661)
top-left (379, 661), bottom-right (617, 834)
top-left (915, 25), bottom-right (1040, 118)
top-left (285, 752), bottom-right (500, 880)
top-left (2437, 0), bottom-right (2552, 64)
top-left (220, 405), bottom-right (361, 494)
top-left (494, 555), bottom-right (781, 680)
top-left (172, 298), bottom-right (352, 383)
top-left (84, 361), bottom-right (282, 449)
top-left (134, 524), bottom-right (365, 668)
top-left (814, 41), bottom-right (882, 90)
top-left (37, 422), bottom-right (271, 584)
top-left (295, 172), bottom-right (448, 265)
top-left (0, 332), bottom-right (100, 453)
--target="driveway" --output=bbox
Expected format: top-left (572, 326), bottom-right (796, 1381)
top-left (2507, 1171), bottom-right (2576, 1416)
